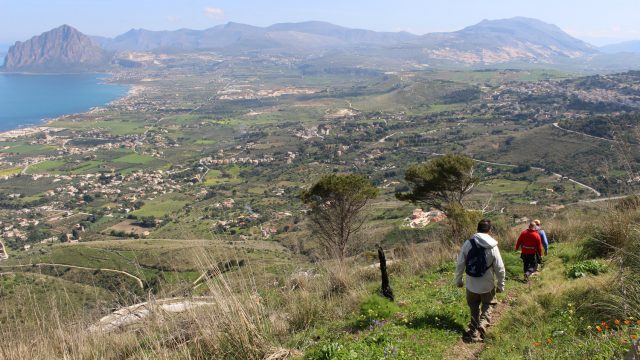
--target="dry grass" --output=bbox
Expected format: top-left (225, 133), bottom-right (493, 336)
top-left (0, 243), bottom-right (414, 359)
top-left (10, 205), bottom-right (635, 359)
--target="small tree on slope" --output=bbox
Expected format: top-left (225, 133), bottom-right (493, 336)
top-left (396, 154), bottom-right (480, 243)
top-left (301, 174), bottom-right (379, 260)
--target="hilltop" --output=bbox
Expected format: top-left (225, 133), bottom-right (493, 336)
top-left (412, 17), bottom-right (597, 64)
top-left (2, 25), bottom-right (110, 73)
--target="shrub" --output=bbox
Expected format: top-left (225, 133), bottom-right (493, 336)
top-left (566, 260), bottom-right (608, 279)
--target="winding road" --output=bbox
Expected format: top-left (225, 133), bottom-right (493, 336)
top-left (0, 263), bottom-right (144, 289)
top-left (552, 122), bottom-right (614, 143)
top-left (420, 151), bottom-right (602, 197)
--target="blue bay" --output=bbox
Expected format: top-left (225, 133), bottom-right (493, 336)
top-left (0, 73), bottom-right (129, 132)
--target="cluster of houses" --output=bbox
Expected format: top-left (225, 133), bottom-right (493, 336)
top-left (294, 125), bottom-right (332, 140)
top-left (199, 155), bottom-right (275, 166)
top-left (1, 215), bottom-right (41, 242)
top-left (213, 198), bottom-right (236, 209)
top-left (404, 208), bottom-right (447, 229)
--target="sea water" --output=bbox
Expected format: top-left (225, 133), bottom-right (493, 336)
top-left (0, 73), bottom-right (129, 132)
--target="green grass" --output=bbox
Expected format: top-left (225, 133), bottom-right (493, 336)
top-left (68, 160), bottom-right (105, 174)
top-left (0, 143), bottom-right (56, 155)
top-left (479, 179), bottom-right (529, 194)
top-left (194, 139), bottom-right (217, 145)
top-left (0, 272), bottom-right (116, 325)
top-left (52, 119), bottom-right (147, 135)
top-left (306, 270), bottom-right (468, 359)
top-left (203, 166), bottom-right (244, 186)
top-left (428, 103), bottom-right (466, 113)
top-left (481, 243), bottom-right (634, 360)
top-left (306, 251), bottom-right (523, 359)
top-left (304, 241), bottom-right (636, 359)
top-left (131, 193), bottom-right (190, 217)
top-left (115, 153), bottom-right (157, 164)
top-left (25, 160), bottom-right (65, 174)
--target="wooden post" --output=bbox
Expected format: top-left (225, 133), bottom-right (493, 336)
top-left (378, 246), bottom-right (394, 301)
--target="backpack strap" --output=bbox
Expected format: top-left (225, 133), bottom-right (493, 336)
top-left (470, 237), bottom-right (495, 270)
top-left (468, 238), bottom-right (477, 250)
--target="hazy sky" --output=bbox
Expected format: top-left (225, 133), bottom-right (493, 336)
top-left (1, 0), bottom-right (639, 46)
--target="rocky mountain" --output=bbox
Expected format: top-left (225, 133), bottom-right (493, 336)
top-left (2, 25), bottom-right (111, 72)
top-left (601, 40), bottom-right (640, 54)
top-left (410, 17), bottom-right (598, 64)
top-left (0, 44), bottom-right (8, 66)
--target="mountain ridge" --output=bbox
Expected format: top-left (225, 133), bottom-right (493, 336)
top-left (2, 18), bottom-right (610, 72)
top-left (94, 20), bottom-right (419, 52)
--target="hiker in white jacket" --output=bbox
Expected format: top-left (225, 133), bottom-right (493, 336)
top-left (454, 219), bottom-right (506, 342)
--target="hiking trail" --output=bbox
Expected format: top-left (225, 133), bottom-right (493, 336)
top-left (444, 257), bottom-right (554, 359)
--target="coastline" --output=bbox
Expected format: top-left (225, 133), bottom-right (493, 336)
top-left (0, 74), bottom-right (137, 141)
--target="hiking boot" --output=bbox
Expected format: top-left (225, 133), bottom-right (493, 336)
top-left (478, 325), bottom-right (487, 339)
top-left (463, 330), bottom-right (483, 343)
top-left (524, 272), bottom-right (530, 282)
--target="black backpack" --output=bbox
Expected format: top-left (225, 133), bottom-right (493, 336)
top-left (465, 238), bottom-right (493, 277)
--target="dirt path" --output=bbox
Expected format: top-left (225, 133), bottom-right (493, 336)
top-left (0, 240), bottom-right (8, 260)
top-left (0, 263), bottom-right (144, 289)
top-left (444, 292), bottom-right (516, 360)
top-left (378, 132), bottom-right (402, 143)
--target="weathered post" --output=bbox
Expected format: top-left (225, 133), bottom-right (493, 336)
top-left (378, 246), bottom-right (394, 301)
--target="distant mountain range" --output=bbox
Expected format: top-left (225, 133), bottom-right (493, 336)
top-left (91, 21), bottom-right (418, 52)
top-left (2, 18), bottom-right (639, 72)
top-left (601, 40), bottom-right (640, 54)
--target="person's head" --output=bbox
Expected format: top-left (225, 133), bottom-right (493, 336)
top-left (534, 219), bottom-right (541, 226)
top-left (477, 219), bottom-right (492, 234)
top-left (529, 221), bottom-right (537, 230)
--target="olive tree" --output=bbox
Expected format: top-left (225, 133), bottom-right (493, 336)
top-left (301, 174), bottom-right (378, 260)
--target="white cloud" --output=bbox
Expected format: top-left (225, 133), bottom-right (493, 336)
top-left (204, 7), bottom-right (225, 20)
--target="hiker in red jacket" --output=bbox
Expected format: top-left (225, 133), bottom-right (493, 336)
top-left (515, 221), bottom-right (543, 281)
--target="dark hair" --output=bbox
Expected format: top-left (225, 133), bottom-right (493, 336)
top-left (477, 219), bottom-right (492, 233)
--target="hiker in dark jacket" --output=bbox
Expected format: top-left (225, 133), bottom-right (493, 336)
top-left (516, 222), bottom-right (543, 281)
top-left (455, 219), bottom-right (506, 342)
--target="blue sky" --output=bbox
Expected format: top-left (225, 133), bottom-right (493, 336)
top-left (1, 0), bottom-right (640, 46)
